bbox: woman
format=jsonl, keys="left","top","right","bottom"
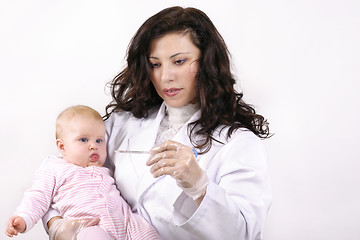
{"left": 47, "top": 6, "right": 271, "bottom": 240}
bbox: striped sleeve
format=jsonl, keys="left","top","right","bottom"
{"left": 15, "top": 163, "right": 56, "bottom": 231}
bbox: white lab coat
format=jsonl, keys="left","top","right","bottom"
{"left": 105, "top": 102, "right": 272, "bottom": 240}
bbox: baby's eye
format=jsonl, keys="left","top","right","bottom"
{"left": 174, "top": 59, "right": 186, "bottom": 65}
{"left": 80, "top": 138, "right": 88, "bottom": 142}
{"left": 96, "top": 139, "right": 103, "bottom": 144}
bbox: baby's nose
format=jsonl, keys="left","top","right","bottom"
{"left": 89, "top": 145, "right": 97, "bottom": 150}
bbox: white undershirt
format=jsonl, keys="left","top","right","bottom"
{"left": 155, "top": 103, "right": 199, "bottom": 146}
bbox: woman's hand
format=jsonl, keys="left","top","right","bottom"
{"left": 48, "top": 217, "right": 99, "bottom": 240}
{"left": 147, "top": 140, "right": 209, "bottom": 202}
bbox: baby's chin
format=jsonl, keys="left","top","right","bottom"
{"left": 86, "top": 161, "right": 104, "bottom": 167}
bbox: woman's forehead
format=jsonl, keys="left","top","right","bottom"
{"left": 149, "top": 32, "right": 200, "bottom": 58}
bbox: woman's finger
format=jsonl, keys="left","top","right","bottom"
{"left": 146, "top": 150, "right": 177, "bottom": 166}
{"left": 151, "top": 159, "right": 191, "bottom": 180}
{"left": 151, "top": 164, "right": 184, "bottom": 178}
{"left": 149, "top": 157, "right": 177, "bottom": 174}
{"left": 150, "top": 140, "right": 184, "bottom": 154}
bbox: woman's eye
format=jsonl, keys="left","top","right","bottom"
{"left": 80, "top": 138, "right": 88, "bottom": 142}
{"left": 174, "top": 59, "right": 186, "bottom": 65}
{"left": 96, "top": 139, "right": 103, "bottom": 144}
{"left": 151, "top": 62, "right": 160, "bottom": 68}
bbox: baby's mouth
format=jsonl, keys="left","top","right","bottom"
{"left": 90, "top": 153, "right": 99, "bottom": 162}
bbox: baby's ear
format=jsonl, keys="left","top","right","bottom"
{"left": 56, "top": 139, "right": 65, "bottom": 152}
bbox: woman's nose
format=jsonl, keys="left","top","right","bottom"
{"left": 160, "top": 64, "right": 174, "bottom": 82}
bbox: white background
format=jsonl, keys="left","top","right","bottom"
{"left": 1, "top": 0, "right": 359, "bottom": 239}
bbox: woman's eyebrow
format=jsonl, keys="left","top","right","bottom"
{"left": 170, "top": 52, "right": 190, "bottom": 58}
{"left": 149, "top": 52, "right": 190, "bottom": 60}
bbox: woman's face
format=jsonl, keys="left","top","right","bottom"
{"left": 149, "top": 32, "right": 200, "bottom": 108}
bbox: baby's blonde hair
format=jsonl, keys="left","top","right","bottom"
{"left": 56, "top": 105, "right": 103, "bottom": 139}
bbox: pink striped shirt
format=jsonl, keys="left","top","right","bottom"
{"left": 15, "top": 155, "right": 159, "bottom": 239}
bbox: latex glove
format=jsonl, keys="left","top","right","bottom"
{"left": 49, "top": 218, "right": 99, "bottom": 240}
{"left": 147, "top": 140, "right": 209, "bottom": 200}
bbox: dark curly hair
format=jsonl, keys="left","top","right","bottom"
{"left": 105, "top": 6, "right": 271, "bottom": 153}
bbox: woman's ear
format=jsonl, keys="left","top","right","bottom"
{"left": 56, "top": 139, "right": 65, "bottom": 153}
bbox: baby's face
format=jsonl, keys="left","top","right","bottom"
{"left": 59, "top": 116, "right": 107, "bottom": 167}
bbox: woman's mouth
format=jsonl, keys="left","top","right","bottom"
{"left": 163, "top": 88, "right": 181, "bottom": 97}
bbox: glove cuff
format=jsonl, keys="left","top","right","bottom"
{"left": 181, "top": 170, "right": 209, "bottom": 200}
{"left": 48, "top": 219, "right": 64, "bottom": 240}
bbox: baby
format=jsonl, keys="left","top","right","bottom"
{"left": 5, "top": 105, "right": 159, "bottom": 239}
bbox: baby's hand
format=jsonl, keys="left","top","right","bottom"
{"left": 5, "top": 215, "right": 26, "bottom": 237}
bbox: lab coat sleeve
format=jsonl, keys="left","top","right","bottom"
{"left": 42, "top": 207, "right": 60, "bottom": 233}
{"left": 177, "top": 132, "right": 272, "bottom": 240}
